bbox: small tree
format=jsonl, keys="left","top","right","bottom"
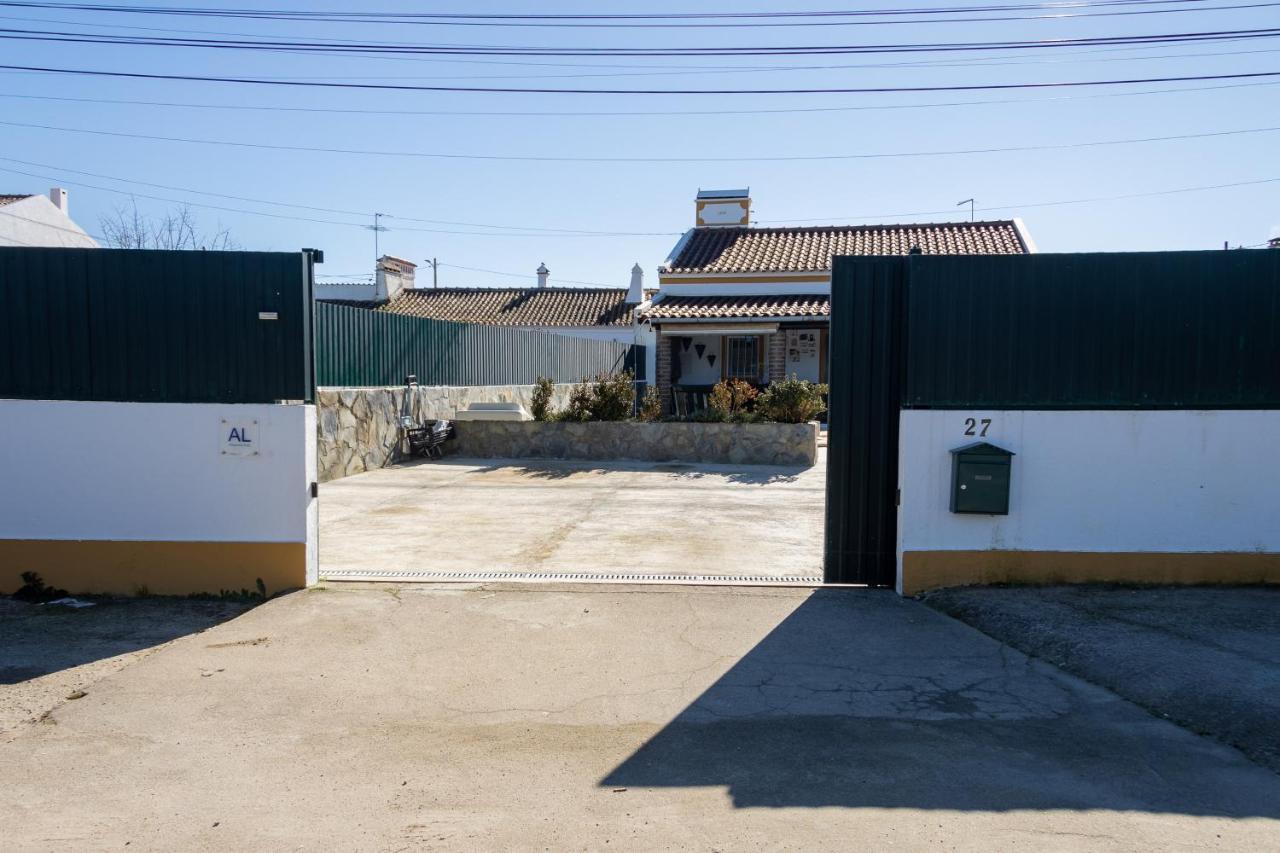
{"left": 709, "top": 379, "right": 759, "bottom": 419}
{"left": 530, "top": 376, "right": 555, "bottom": 421}
{"left": 756, "top": 375, "right": 829, "bottom": 424}
{"left": 637, "top": 385, "right": 663, "bottom": 422}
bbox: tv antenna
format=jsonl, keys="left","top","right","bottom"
{"left": 957, "top": 199, "right": 975, "bottom": 222}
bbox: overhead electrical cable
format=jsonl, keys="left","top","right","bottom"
{"left": 2, "top": 118, "right": 1276, "bottom": 163}
{"left": 0, "top": 0, "right": 1252, "bottom": 24}
{"left": 0, "top": 0, "right": 1275, "bottom": 27}
{"left": 0, "top": 77, "right": 1272, "bottom": 117}
{"left": 2, "top": 25, "right": 1279, "bottom": 58}
{"left": 1, "top": 62, "right": 1277, "bottom": 95}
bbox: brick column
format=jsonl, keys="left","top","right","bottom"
{"left": 767, "top": 330, "right": 787, "bottom": 384}
{"left": 655, "top": 331, "right": 674, "bottom": 415}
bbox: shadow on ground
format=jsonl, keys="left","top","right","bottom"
{"left": 603, "top": 590, "right": 1280, "bottom": 817}
{"left": 0, "top": 597, "right": 254, "bottom": 684}
{"left": 924, "top": 584, "right": 1280, "bottom": 775}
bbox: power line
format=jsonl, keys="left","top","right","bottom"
{"left": 437, "top": 262, "right": 612, "bottom": 288}
{"left": 10, "top": 10, "right": 1277, "bottom": 78}
{"left": 756, "top": 175, "right": 1280, "bottom": 222}
{"left": 0, "top": 77, "right": 1273, "bottom": 118}
{"left": 3, "top": 117, "right": 1277, "bottom": 163}
{"left": 0, "top": 161, "right": 679, "bottom": 237}
{"left": 0, "top": 1, "right": 1249, "bottom": 24}
{"left": 3, "top": 24, "right": 1279, "bottom": 59}
{"left": 0, "top": 1, "right": 1276, "bottom": 28}
{"left": 2, "top": 61, "right": 1279, "bottom": 95}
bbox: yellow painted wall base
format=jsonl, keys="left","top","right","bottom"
{"left": 901, "top": 550, "right": 1280, "bottom": 595}
{"left": 0, "top": 540, "right": 307, "bottom": 597}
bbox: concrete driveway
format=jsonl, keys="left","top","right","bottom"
{"left": 3, "top": 584, "right": 1278, "bottom": 851}
{"left": 319, "top": 453, "right": 825, "bottom": 584}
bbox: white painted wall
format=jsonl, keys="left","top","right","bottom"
{"left": 0, "top": 195, "right": 98, "bottom": 248}
{"left": 898, "top": 409, "right": 1280, "bottom": 569}
{"left": 315, "top": 281, "right": 379, "bottom": 302}
{"left": 785, "top": 328, "right": 822, "bottom": 382}
{"left": 674, "top": 334, "right": 723, "bottom": 385}
{"left": 0, "top": 401, "right": 316, "bottom": 559}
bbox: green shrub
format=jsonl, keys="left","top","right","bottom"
{"left": 756, "top": 375, "right": 829, "bottom": 424}
{"left": 557, "top": 381, "right": 595, "bottom": 422}
{"left": 637, "top": 385, "right": 663, "bottom": 422}
{"left": 530, "top": 376, "right": 555, "bottom": 421}
{"left": 586, "top": 370, "right": 635, "bottom": 421}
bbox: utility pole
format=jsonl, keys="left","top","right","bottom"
{"left": 957, "top": 199, "right": 975, "bottom": 222}
{"left": 423, "top": 257, "right": 439, "bottom": 288}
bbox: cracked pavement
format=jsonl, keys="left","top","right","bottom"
{"left": 3, "top": 584, "right": 1279, "bottom": 851}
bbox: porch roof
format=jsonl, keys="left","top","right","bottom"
{"left": 643, "top": 293, "right": 829, "bottom": 322}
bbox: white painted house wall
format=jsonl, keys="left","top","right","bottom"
{"left": 0, "top": 193, "right": 98, "bottom": 249}
{"left": 897, "top": 409, "right": 1280, "bottom": 587}
{"left": 0, "top": 400, "right": 318, "bottom": 583}
{"left": 675, "top": 334, "right": 725, "bottom": 385}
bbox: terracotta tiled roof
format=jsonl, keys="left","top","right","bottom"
{"left": 0, "top": 194, "right": 32, "bottom": 207}
{"left": 378, "top": 287, "right": 637, "bottom": 327}
{"left": 644, "top": 294, "right": 829, "bottom": 321}
{"left": 664, "top": 221, "right": 1027, "bottom": 275}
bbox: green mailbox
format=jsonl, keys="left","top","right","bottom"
{"left": 949, "top": 442, "right": 1014, "bottom": 515}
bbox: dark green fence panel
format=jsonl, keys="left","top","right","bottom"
{"left": 0, "top": 247, "right": 315, "bottom": 403}
{"left": 824, "top": 256, "right": 907, "bottom": 587}
{"left": 315, "top": 302, "right": 642, "bottom": 387}
{"left": 904, "top": 250, "right": 1280, "bottom": 409}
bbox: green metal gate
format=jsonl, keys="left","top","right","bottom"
{"left": 0, "top": 247, "right": 317, "bottom": 404}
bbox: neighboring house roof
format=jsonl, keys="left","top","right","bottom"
{"left": 644, "top": 294, "right": 829, "bottom": 321}
{"left": 377, "top": 287, "right": 638, "bottom": 327}
{"left": 663, "top": 221, "right": 1028, "bottom": 275}
{"left": 0, "top": 194, "right": 33, "bottom": 206}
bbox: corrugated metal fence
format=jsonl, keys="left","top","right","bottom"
{"left": 315, "top": 301, "right": 644, "bottom": 387}
{"left": 0, "top": 247, "right": 315, "bottom": 403}
{"left": 903, "top": 250, "right": 1280, "bottom": 409}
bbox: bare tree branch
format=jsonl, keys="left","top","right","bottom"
{"left": 98, "top": 200, "right": 240, "bottom": 251}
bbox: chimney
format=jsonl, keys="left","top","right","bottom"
{"left": 536, "top": 262, "right": 550, "bottom": 288}
{"left": 695, "top": 188, "right": 750, "bottom": 228}
{"left": 626, "top": 263, "right": 644, "bottom": 303}
{"left": 49, "top": 187, "right": 68, "bottom": 214}
{"left": 375, "top": 255, "right": 417, "bottom": 301}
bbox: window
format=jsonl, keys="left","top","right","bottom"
{"left": 723, "top": 336, "right": 764, "bottom": 382}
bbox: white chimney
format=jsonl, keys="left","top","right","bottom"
{"left": 626, "top": 262, "right": 644, "bottom": 303}
{"left": 49, "top": 187, "right": 68, "bottom": 213}
{"left": 536, "top": 262, "right": 550, "bottom": 288}
{"left": 375, "top": 255, "right": 417, "bottom": 301}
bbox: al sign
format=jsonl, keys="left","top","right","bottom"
{"left": 220, "top": 418, "right": 260, "bottom": 457}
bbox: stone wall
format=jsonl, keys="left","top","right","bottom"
{"left": 448, "top": 421, "right": 818, "bottom": 467}
{"left": 317, "top": 385, "right": 572, "bottom": 482}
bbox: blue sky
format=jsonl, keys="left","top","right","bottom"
{"left": 1, "top": 0, "right": 1277, "bottom": 287}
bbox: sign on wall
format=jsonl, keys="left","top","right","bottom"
{"left": 220, "top": 417, "right": 260, "bottom": 457}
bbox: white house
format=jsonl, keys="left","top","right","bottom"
{"left": 0, "top": 188, "right": 98, "bottom": 249}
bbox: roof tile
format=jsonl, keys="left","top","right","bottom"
{"left": 644, "top": 294, "right": 829, "bottom": 321}
{"left": 376, "top": 287, "right": 637, "bottom": 327}
{"left": 665, "top": 221, "right": 1027, "bottom": 275}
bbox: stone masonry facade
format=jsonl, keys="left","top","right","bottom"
{"left": 449, "top": 420, "right": 818, "bottom": 467}
{"left": 317, "top": 384, "right": 572, "bottom": 482}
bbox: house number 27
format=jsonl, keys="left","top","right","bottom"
{"left": 963, "top": 417, "right": 992, "bottom": 437}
